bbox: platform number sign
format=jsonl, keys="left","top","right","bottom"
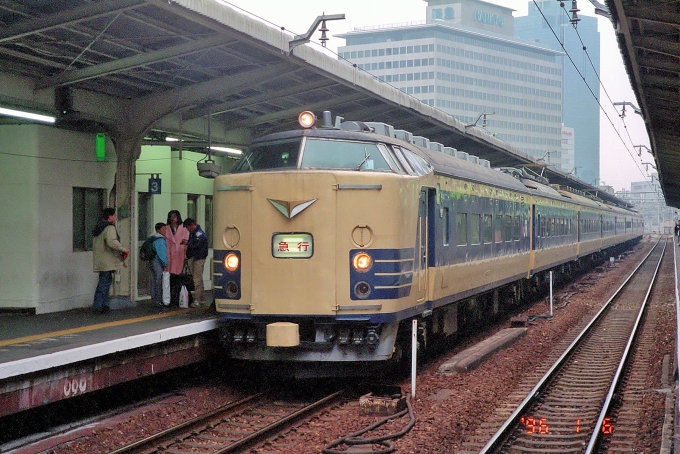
{"left": 149, "top": 177, "right": 161, "bottom": 195}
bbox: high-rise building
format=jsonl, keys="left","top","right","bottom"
{"left": 337, "top": 0, "right": 564, "bottom": 166}
{"left": 561, "top": 125, "right": 575, "bottom": 174}
{"left": 515, "top": 1, "right": 600, "bottom": 186}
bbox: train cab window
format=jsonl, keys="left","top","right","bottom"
{"left": 395, "top": 146, "right": 432, "bottom": 176}
{"left": 301, "top": 139, "right": 392, "bottom": 171}
{"left": 233, "top": 138, "right": 301, "bottom": 172}
{"left": 378, "top": 144, "right": 405, "bottom": 173}
{"left": 391, "top": 146, "right": 414, "bottom": 173}
{"left": 483, "top": 214, "right": 492, "bottom": 243}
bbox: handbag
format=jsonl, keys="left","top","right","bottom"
{"left": 178, "top": 262, "right": 194, "bottom": 291}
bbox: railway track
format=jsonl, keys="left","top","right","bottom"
{"left": 461, "top": 237, "right": 666, "bottom": 453}
{"left": 108, "top": 388, "right": 344, "bottom": 454}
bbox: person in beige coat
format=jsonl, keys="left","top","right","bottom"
{"left": 92, "top": 208, "right": 129, "bottom": 313}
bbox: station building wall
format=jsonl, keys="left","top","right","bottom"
{"left": 0, "top": 125, "right": 229, "bottom": 314}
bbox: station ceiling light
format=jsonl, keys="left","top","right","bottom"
{"left": 0, "top": 106, "right": 55, "bottom": 124}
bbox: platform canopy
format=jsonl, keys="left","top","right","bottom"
{"left": 0, "top": 0, "right": 629, "bottom": 207}
{"left": 606, "top": 0, "right": 680, "bottom": 208}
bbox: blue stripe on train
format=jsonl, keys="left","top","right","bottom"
{"left": 349, "top": 248, "right": 414, "bottom": 300}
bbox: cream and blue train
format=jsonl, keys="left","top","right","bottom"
{"left": 212, "top": 111, "right": 643, "bottom": 375}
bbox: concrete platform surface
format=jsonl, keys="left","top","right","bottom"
{"left": 438, "top": 327, "right": 528, "bottom": 374}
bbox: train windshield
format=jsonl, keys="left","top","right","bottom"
{"left": 301, "top": 139, "right": 393, "bottom": 171}
{"left": 232, "top": 138, "right": 302, "bottom": 173}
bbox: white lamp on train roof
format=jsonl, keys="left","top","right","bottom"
{"left": 298, "top": 111, "right": 316, "bottom": 128}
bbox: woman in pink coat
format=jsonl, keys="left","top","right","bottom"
{"left": 161, "top": 210, "right": 190, "bottom": 306}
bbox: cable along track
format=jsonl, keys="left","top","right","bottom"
{"left": 479, "top": 238, "right": 666, "bottom": 453}
{"left": 108, "top": 389, "right": 343, "bottom": 454}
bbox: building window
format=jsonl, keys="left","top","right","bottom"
{"left": 73, "top": 187, "right": 106, "bottom": 251}
{"left": 187, "top": 193, "right": 199, "bottom": 221}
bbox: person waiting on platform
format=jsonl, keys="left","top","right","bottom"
{"left": 161, "top": 210, "right": 189, "bottom": 306}
{"left": 146, "top": 222, "right": 169, "bottom": 306}
{"left": 675, "top": 220, "right": 680, "bottom": 246}
{"left": 183, "top": 217, "right": 209, "bottom": 307}
{"left": 92, "top": 208, "right": 129, "bottom": 314}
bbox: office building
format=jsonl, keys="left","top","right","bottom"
{"left": 337, "top": 0, "right": 564, "bottom": 166}
{"left": 515, "top": 1, "right": 601, "bottom": 185}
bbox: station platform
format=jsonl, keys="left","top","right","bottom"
{"left": 0, "top": 296, "right": 219, "bottom": 418}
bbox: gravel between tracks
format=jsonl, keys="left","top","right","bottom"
{"left": 38, "top": 238, "right": 674, "bottom": 454}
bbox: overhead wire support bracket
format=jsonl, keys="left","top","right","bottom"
{"left": 289, "top": 14, "right": 345, "bottom": 53}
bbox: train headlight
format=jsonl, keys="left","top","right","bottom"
{"left": 352, "top": 252, "right": 372, "bottom": 272}
{"left": 354, "top": 281, "right": 371, "bottom": 299}
{"left": 224, "top": 253, "right": 240, "bottom": 272}
{"left": 226, "top": 281, "right": 239, "bottom": 298}
{"left": 298, "top": 111, "right": 316, "bottom": 128}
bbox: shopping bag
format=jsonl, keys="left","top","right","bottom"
{"left": 178, "top": 263, "right": 194, "bottom": 292}
{"left": 179, "top": 285, "right": 189, "bottom": 309}
{"left": 162, "top": 271, "right": 171, "bottom": 306}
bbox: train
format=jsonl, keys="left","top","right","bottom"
{"left": 212, "top": 110, "right": 643, "bottom": 376}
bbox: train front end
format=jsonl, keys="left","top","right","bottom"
{"left": 213, "top": 113, "right": 420, "bottom": 372}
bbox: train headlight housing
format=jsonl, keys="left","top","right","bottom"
{"left": 298, "top": 111, "right": 316, "bottom": 128}
{"left": 352, "top": 252, "right": 372, "bottom": 272}
{"left": 224, "top": 253, "right": 240, "bottom": 272}
{"left": 354, "top": 281, "right": 371, "bottom": 299}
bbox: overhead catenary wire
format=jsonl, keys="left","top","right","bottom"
{"left": 538, "top": 1, "right": 649, "bottom": 183}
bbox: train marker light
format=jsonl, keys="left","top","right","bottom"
{"left": 352, "top": 252, "right": 372, "bottom": 272}
{"left": 225, "top": 253, "right": 240, "bottom": 272}
{"left": 298, "top": 111, "right": 316, "bottom": 128}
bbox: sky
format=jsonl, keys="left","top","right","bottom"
{"left": 220, "top": 0, "right": 652, "bottom": 193}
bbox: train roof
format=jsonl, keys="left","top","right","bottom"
{"left": 246, "top": 119, "right": 641, "bottom": 216}
{"left": 249, "top": 127, "right": 531, "bottom": 195}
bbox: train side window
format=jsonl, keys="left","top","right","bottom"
{"left": 456, "top": 213, "right": 467, "bottom": 246}
{"left": 503, "top": 215, "right": 512, "bottom": 242}
{"left": 513, "top": 216, "right": 520, "bottom": 241}
{"left": 443, "top": 207, "right": 450, "bottom": 246}
{"left": 471, "top": 214, "right": 481, "bottom": 245}
{"left": 483, "top": 214, "right": 492, "bottom": 243}
{"left": 494, "top": 215, "right": 502, "bottom": 243}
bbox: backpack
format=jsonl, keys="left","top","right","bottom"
{"left": 140, "top": 236, "right": 159, "bottom": 261}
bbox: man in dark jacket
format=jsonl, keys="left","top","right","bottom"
{"left": 92, "top": 208, "right": 129, "bottom": 313}
{"left": 183, "top": 218, "right": 209, "bottom": 307}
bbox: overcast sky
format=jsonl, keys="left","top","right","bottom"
{"left": 220, "top": 0, "right": 652, "bottom": 193}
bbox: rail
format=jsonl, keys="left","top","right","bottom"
{"left": 479, "top": 237, "right": 665, "bottom": 452}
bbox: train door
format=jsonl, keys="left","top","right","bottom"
{"left": 414, "top": 188, "right": 431, "bottom": 303}
{"left": 532, "top": 205, "right": 538, "bottom": 250}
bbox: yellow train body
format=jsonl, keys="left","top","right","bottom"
{"left": 212, "top": 115, "right": 643, "bottom": 372}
